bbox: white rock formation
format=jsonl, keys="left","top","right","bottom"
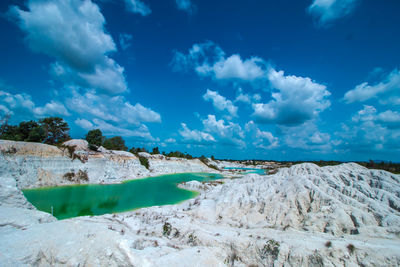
{"left": 0, "top": 142, "right": 399, "bottom": 266}
{"left": 0, "top": 140, "right": 214, "bottom": 188}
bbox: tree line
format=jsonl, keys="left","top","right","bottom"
{"left": 0, "top": 116, "right": 203, "bottom": 159}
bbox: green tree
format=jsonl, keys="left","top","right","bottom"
{"left": 26, "top": 126, "right": 46, "bottom": 142}
{"left": 151, "top": 147, "right": 160, "bottom": 154}
{"left": 85, "top": 129, "right": 103, "bottom": 147}
{"left": 39, "top": 117, "right": 70, "bottom": 145}
{"left": 103, "top": 136, "right": 127, "bottom": 151}
{"left": 129, "top": 147, "right": 138, "bottom": 154}
{"left": 17, "top": 121, "right": 40, "bottom": 141}
{"left": 0, "top": 124, "right": 19, "bottom": 140}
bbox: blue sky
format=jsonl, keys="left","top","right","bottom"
{"left": 0, "top": 0, "right": 399, "bottom": 161}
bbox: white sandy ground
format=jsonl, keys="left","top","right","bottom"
{"left": 0, "top": 140, "right": 400, "bottom": 266}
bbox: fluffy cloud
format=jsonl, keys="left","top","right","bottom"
{"left": 124, "top": 0, "right": 151, "bottom": 16}
{"left": 68, "top": 89, "right": 161, "bottom": 141}
{"left": 343, "top": 68, "right": 400, "bottom": 105}
{"left": 235, "top": 88, "right": 261, "bottom": 104}
{"left": 175, "top": 0, "right": 194, "bottom": 14}
{"left": 203, "top": 89, "right": 238, "bottom": 117}
{"left": 179, "top": 123, "right": 215, "bottom": 144}
{"left": 352, "top": 105, "right": 400, "bottom": 129}
{"left": 32, "top": 101, "right": 70, "bottom": 117}
{"left": 10, "top": 0, "right": 127, "bottom": 94}
{"left": 0, "top": 90, "right": 69, "bottom": 119}
{"left": 336, "top": 106, "right": 400, "bottom": 155}
{"left": 200, "top": 55, "right": 266, "bottom": 81}
{"left": 202, "top": 115, "right": 245, "bottom": 147}
{"left": 75, "top": 117, "right": 155, "bottom": 140}
{"left": 280, "top": 121, "right": 332, "bottom": 152}
{"left": 67, "top": 90, "right": 161, "bottom": 126}
{"left": 75, "top": 118, "right": 94, "bottom": 130}
{"left": 308, "top": 0, "right": 359, "bottom": 26}
{"left": 171, "top": 41, "right": 266, "bottom": 82}
{"left": 252, "top": 68, "right": 331, "bottom": 125}
{"left": 245, "top": 121, "right": 278, "bottom": 149}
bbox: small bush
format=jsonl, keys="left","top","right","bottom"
{"left": 3, "top": 147, "right": 17, "bottom": 154}
{"left": 139, "top": 156, "right": 150, "bottom": 169}
{"left": 77, "top": 170, "right": 89, "bottom": 181}
{"left": 347, "top": 244, "right": 355, "bottom": 254}
{"left": 259, "top": 239, "right": 280, "bottom": 261}
{"left": 188, "top": 233, "right": 198, "bottom": 246}
{"left": 63, "top": 172, "right": 75, "bottom": 181}
{"left": 325, "top": 241, "right": 332, "bottom": 248}
{"left": 63, "top": 170, "right": 89, "bottom": 183}
{"left": 163, "top": 222, "right": 172, "bottom": 236}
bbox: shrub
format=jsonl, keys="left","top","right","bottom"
{"left": 325, "top": 241, "right": 332, "bottom": 248}
{"left": 77, "top": 170, "right": 89, "bottom": 181}
{"left": 347, "top": 244, "right": 355, "bottom": 254}
{"left": 163, "top": 222, "right": 172, "bottom": 236}
{"left": 139, "top": 156, "right": 150, "bottom": 169}
{"left": 188, "top": 233, "right": 198, "bottom": 246}
{"left": 259, "top": 239, "right": 280, "bottom": 261}
{"left": 63, "top": 170, "right": 89, "bottom": 183}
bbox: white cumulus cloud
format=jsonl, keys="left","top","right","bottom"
{"left": 202, "top": 115, "right": 245, "bottom": 147}
{"left": 171, "top": 41, "right": 266, "bottom": 83}
{"left": 203, "top": 89, "right": 238, "bottom": 117}
{"left": 352, "top": 105, "right": 400, "bottom": 129}
{"left": 308, "top": 0, "right": 359, "bottom": 27}
{"left": 245, "top": 121, "right": 278, "bottom": 149}
{"left": 179, "top": 123, "right": 215, "bottom": 144}
{"left": 124, "top": 0, "right": 151, "bottom": 16}
{"left": 0, "top": 90, "right": 69, "bottom": 119}
{"left": 252, "top": 68, "right": 330, "bottom": 125}
{"left": 336, "top": 106, "right": 400, "bottom": 154}
{"left": 10, "top": 0, "right": 127, "bottom": 94}
{"left": 66, "top": 90, "right": 161, "bottom": 126}
{"left": 344, "top": 68, "right": 400, "bottom": 105}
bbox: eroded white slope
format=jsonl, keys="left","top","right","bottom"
{"left": 1, "top": 161, "right": 399, "bottom": 266}
{"left": 189, "top": 163, "right": 400, "bottom": 238}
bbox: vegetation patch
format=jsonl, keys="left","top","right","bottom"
{"left": 63, "top": 170, "right": 89, "bottom": 183}
{"left": 325, "top": 241, "right": 332, "bottom": 248}
{"left": 162, "top": 222, "right": 172, "bottom": 236}
{"left": 199, "top": 156, "right": 220, "bottom": 171}
{"left": 187, "top": 233, "right": 198, "bottom": 246}
{"left": 258, "top": 239, "right": 280, "bottom": 261}
{"left": 138, "top": 156, "right": 150, "bottom": 169}
{"left": 347, "top": 244, "right": 356, "bottom": 254}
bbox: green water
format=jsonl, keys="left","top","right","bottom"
{"left": 22, "top": 173, "right": 222, "bottom": 220}
{"left": 223, "top": 167, "right": 266, "bottom": 175}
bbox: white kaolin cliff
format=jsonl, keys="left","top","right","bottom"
{"left": 0, "top": 140, "right": 399, "bottom": 266}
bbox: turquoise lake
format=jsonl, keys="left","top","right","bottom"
{"left": 223, "top": 167, "right": 266, "bottom": 175}
{"left": 22, "top": 173, "right": 222, "bottom": 220}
